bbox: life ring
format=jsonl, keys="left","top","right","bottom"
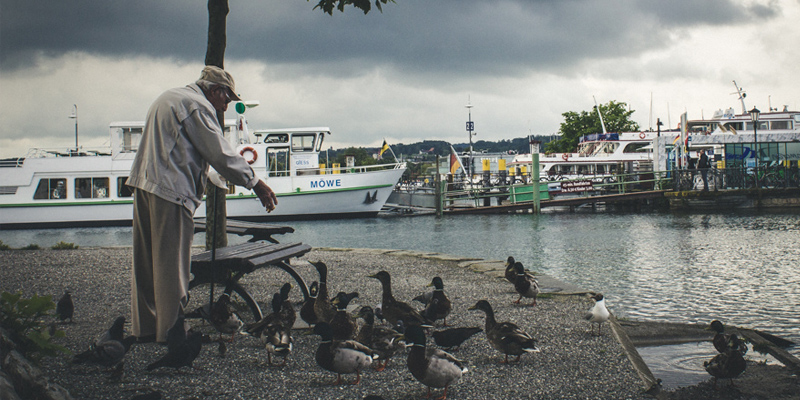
{"left": 639, "top": 132, "right": 646, "bottom": 139}
{"left": 240, "top": 146, "right": 257, "bottom": 164}
{"left": 562, "top": 153, "right": 569, "bottom": 161}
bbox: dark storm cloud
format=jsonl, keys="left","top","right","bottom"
{"left": 1, "top": 0, "right": 778, "bottom": 76}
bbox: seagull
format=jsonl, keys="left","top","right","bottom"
{"left": 584, "top": 293, "right": 610, "bottom": 336}
{"left": 56, "top": 290, "right": 74, "bottom": 323}
{"left": 146, "top": 316, "right": 203, "bottom": 371}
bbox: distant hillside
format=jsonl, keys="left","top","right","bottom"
{"left": 328, "top": 135, "right": 558, "bottom": 160}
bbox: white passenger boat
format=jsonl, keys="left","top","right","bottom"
{"left": 508, "top": 131, "right": 658, "bottom": 181}
{"left": 0, "top": 104, "right": 406, "bottom": 229}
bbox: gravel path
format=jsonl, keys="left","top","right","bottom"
{"left": 1, "top": 247, "right": 651, "bottom": 400}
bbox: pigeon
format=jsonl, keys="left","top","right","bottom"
{"left": 55, "top": 290, "right": 74, "bottom": 323}
{"left": 431, "top": 327, "right": 483, "bottom": 351}
{"left": 146, "top": 317, "right": 203, "bottom": 371}
{"left": 73, "top": 316, "right": 134, "bottom": 367}
{"left": 584, "top": 293, "right": 610, "bottom": 335}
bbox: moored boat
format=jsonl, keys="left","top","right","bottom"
{"left": 0, "top": 104, "right": 406, "bottom": 229}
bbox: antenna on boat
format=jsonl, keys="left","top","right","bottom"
{"left": 731, "top": 80, "right": 747, "bottom": 114}
{"left": 649, "top": 92, "right": 653, "bottom": 131}
{"left": 593, "top": 96, "right": 608, "bottom": 134}
{"left": 68, "top": 104, "right": 78, "bottom": 151}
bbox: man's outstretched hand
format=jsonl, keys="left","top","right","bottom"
{"left": 253, "top": 180, "right": 277, "bottom": 212}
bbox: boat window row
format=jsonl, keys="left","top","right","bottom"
{"left": 689, "top": 119, "right": 795, "bottom": 134}
{"left": 33, "top": 177, "right": 133, "bottom": 200}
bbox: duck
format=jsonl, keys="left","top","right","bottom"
{"left": 405, "top": 325, "right": 467, "bottom": 400}
{"left": 704, "top": 336, "right": 747, "bottom": 389}
{"left": 299, "top": 281, "right": 319, "bottom": 326}
{"left": 312, "top": 261, "right": 337, "bottom": 324}
{"left": 503, "top": 256, "right": 517, "bottom": 284}
{"left": 245, "top": 284, "right": 295, "bottom": 337}
{"left": 422, "top": 277, "right": 452, "bottom": 326}
{"left": 261, "top": 293, "right": 293, "bottom": 366}
{"left": 583, "top": 293, "right": 610, "bottom": 336}
{"left": 277, "top": 283, "right": 296, "bottom": 330}
{"left": 512, "top": 262, "right": 539, "bottom": 306}
{"left": 431, "top": 327, "right": 483, "bottom": 351}
{"left": 208, "top": 293, "right": 243, "bottom": 342}
{"left": 356, "top": 306, "right": 405, "bottom": 371}
{"left": 368, "top": 270, "right": 432, "bottom": 328}
{"left": 312, "top": 322, "right": 376, "bottom": 385}
{"left": 468, "top": 300, "right": 539, "bottom": 363}
{"left": 709, "top": 320, "right": 747, "bottom": 355}
{"left": 330, "top": 291, "right": 360, "bottom": 340}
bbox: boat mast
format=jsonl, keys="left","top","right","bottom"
{"left": 593, "top": 96, "right": 607, "bottom": 134}
{"left": 68, "top": 104, "right": 78, "bottom": 151}
{"left": 465, "top": 98, "right": 474, "bottom": 179}
{"left": 731, "top": 80, "right": 747, "bottom": 114}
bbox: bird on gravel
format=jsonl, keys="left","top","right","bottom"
{"left": 355, "top": 306, "right": 405, "bottom": 372}
{"left": 208, "top": 293, "right": 243, "bottom": 342}
{"left": 312, "top": 262, "right": 337, "bottom": 324}
{"left": 73, "top": 316, "right": 135, "bottom": 368}
{"left": 503, "top": 256, "right": 517, "bottom": 284}
{"left": 330, "top": 291, "right": 360, "bottom": 340}
{"left": 368, "top": 270, "right": 432, "bottom": 328}
{"left": 56, "top": 290, "right": 74, "bottom": 323}
{"left": 312, "top": 322, "right": 376, "bottom": 385}
{"left": 422, "top": 277, "right": 452, "bottom": 326}
{"left": 469, "top": 300, "right": 539, "bottom": 363}
{"left": 583, "top": 293, "right": 610, "bottom": 336}
{"left": 406, "top": 325, "right": 467, "bottom": 400}
{"left": 709, "top": 320, "right": 747, "bottom": 355}
{"left": 431, "top": 327, "right": 483, "bottom": 351}
{"left": 146, "top": 316, "right": 203, "bottom": 371}
{"left": 300, "top": 281, "right": 320, "bottom": 326}
{"left": 512, "top": 262, "right": 539, "bottom": 306}
{"left": 704, "top": 335, "right": 747, "bottom": 390}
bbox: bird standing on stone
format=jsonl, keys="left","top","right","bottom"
{"left": 146, "top": 316, "right": 203, "bottom": 371}
{"left": 704, "top": 333, "right": 747, "bottom": 389}
{"left": 422, "top": 277, "right": 452, "bottom": 326}
{"left": 469, "top": 300, "right": 539, "bottom": 363}
{"left": 583, "top": 293, "right": 610, "bottom": 336}
{"left": 431, "top": 327, "right": 483, "bottom": 351}
{"left": 312, "top": 322, "right": 376, "bottom": 385}
{"left": 709, "top": 320, "right": 747, "bottom": 355}
{"left": 368, "top": 270, "right": 432, "bottom": 328}
{"left": 512, "top": 262, "right": 539, "bottom": 306}
{"left": 406, "top": 325, "right": 467, "bottom": 400}
{"left": 56, "top": 290, "right": 74, "bottom": 323}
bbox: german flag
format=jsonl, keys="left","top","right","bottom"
{"left": 449, "top": 145, "right": 463, "bottom": 174}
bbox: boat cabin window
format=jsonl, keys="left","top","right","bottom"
{"left": 75, "top": 177, "right": 109, "bottom": 199}
{"left": 265, "top": 134, "right": 289, "bottom": 144}
{"left": 266, "top": 147, "right": 290, "bottom": 177}
{"left": 33, "top": 178, "right": 67, "bottom": 200}
{"left": 117, "top": 177, "right": 133, "bottom": 198}
{"left": 746, "top": 121, "right": 769, "bottom": 131}
{"left": 121, "top": 127, "right": 142, "bottom": 153}
{"left": 770, "top": 120, "right": 791, "bottom": 130}
{"left": 623, "top": 143, "right": 650, "bottom": 153}
{"left": 291, "top": 134, "right": 316, "bottom": 152}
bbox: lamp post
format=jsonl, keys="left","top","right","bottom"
{"left": 465, "top": 102, "right": 474, "bottom": 179}
{"left": 749, "top": 106, "right": 760, "bottom": 190}
{"left": 68, "top": 104, "right": 78, "bottom": 151}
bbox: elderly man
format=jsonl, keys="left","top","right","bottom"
{"left": 126, "top": 66, "right": 277, "bottom": 343}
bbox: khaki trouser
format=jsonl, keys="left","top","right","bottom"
{"left": 131, "top": 189, "right": 194, "bottom": 342}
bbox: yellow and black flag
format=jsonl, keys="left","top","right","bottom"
{"left": 379, "top": 140, "right": 390, "bottom": 159}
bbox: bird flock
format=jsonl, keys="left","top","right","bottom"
{"left": 56, "top": 255, "right": 615, "bottom": 399}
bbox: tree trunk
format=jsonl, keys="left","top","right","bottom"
{"left": 204, "top": 0, "right": 229, "bottom": 250}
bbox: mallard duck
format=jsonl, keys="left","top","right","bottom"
{"left": 356, "top": 306, "right": 405, "bottom": 371}
{"left": 709, "top": 320, "right": 747, "bottom": 355}
{"left": 704, "top": 337, "right": 747, "bottom": 389}
{"left": 422, "top": 277, "right": 452, "bottom": 326}
{"left": 312, "top": 322, "right": 376, "bottom": 385}
{"left": 468, "top": 300, "right": 539, "bottom": 363}
{"left": 431, "top": 327, "right": 482, "bottom": 351}
{"left": 300, "top": 281, "right": 319, "bottom": 326}
{"left": 209, "top": 293, "right": 243, "bottom": 342}
{"left": 406, "top": 325, "right": 467, "bottom": 400}
{"left": 512, "top": 262, "right": 539, "bottom": 306}
{"left": 368, "top": 270, "right": 432, "bottom": 328}
{"left": 331, "top": 291, "right": 359, "bottom": 340}
{"left": 277, "top": 283, "right": 296, "bottom": 330}
{"left": 260, "top": 293, "right": 293, "bottom": 366}
{"left": 503, "top": 256, "right": 517, "bottom": 284}
{"left": 312, "top": 261, "right": 337, "bottom": 324}
{"left": 583, "top": 293, "right": 610, "bottom": 336}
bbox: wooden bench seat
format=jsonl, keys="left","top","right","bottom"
{"left": 194, "top": 219, "right": 295, "bottom": 243}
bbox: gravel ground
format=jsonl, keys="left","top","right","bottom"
{"left": 3, "top": 246, "right": 789, "bottom": 400}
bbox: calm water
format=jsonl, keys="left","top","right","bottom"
{"left": 2, "top": 210, "right": 799, "bottom": 358}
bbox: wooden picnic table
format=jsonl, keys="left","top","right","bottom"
{"left": 193, "top": 218, "right": 294, "bottom": 243}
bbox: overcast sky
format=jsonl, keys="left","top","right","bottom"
{"left": 1, "top": 0, "right": 798, "bottom": 158}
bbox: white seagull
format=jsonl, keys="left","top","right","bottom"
{"left": 584, "top": 293, "right": 610, "bottom": 336}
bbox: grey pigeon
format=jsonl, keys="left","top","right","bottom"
{"left": 56, "top": 290, "right": 74, "bottom": 323}
{"left": 146, "top": 317, "right": 203, "bottom": 371}
{"left": 73, "top": 316, "right": 133, "bottom": 367}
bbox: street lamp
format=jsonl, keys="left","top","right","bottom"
{"left": 465, "top": 102, "right": 474, "bottom": 178}
{"left": 68, "top": 104, "right": 78, "bottom": 151}
{"left": 749, "top": 106, "right": 760, "bottom": 189}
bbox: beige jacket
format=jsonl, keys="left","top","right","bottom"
{"left": 126, "top": 83, "right": 258, "bottom": 214}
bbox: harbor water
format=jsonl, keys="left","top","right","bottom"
{"left": 2, "top": 209, "right": 799, "bottom": 386}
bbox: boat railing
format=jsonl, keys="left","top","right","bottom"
{"left": 314, "top": 162, "right": 405, "bottom": 175}
{"left": 0, "top": 158, "right": 25, "bottom": 168}
{"left": 23, "top": 146, "right": 114, "bottom": 159}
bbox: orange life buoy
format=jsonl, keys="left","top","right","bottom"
{"left": 562, "top": 153, "right": 569, "bottom": 161}
{"left": 240, "top": 146, "right": 257, "bottom": 164}
{"left": 639, "top": 132, "right": 646, "bottom": 139}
